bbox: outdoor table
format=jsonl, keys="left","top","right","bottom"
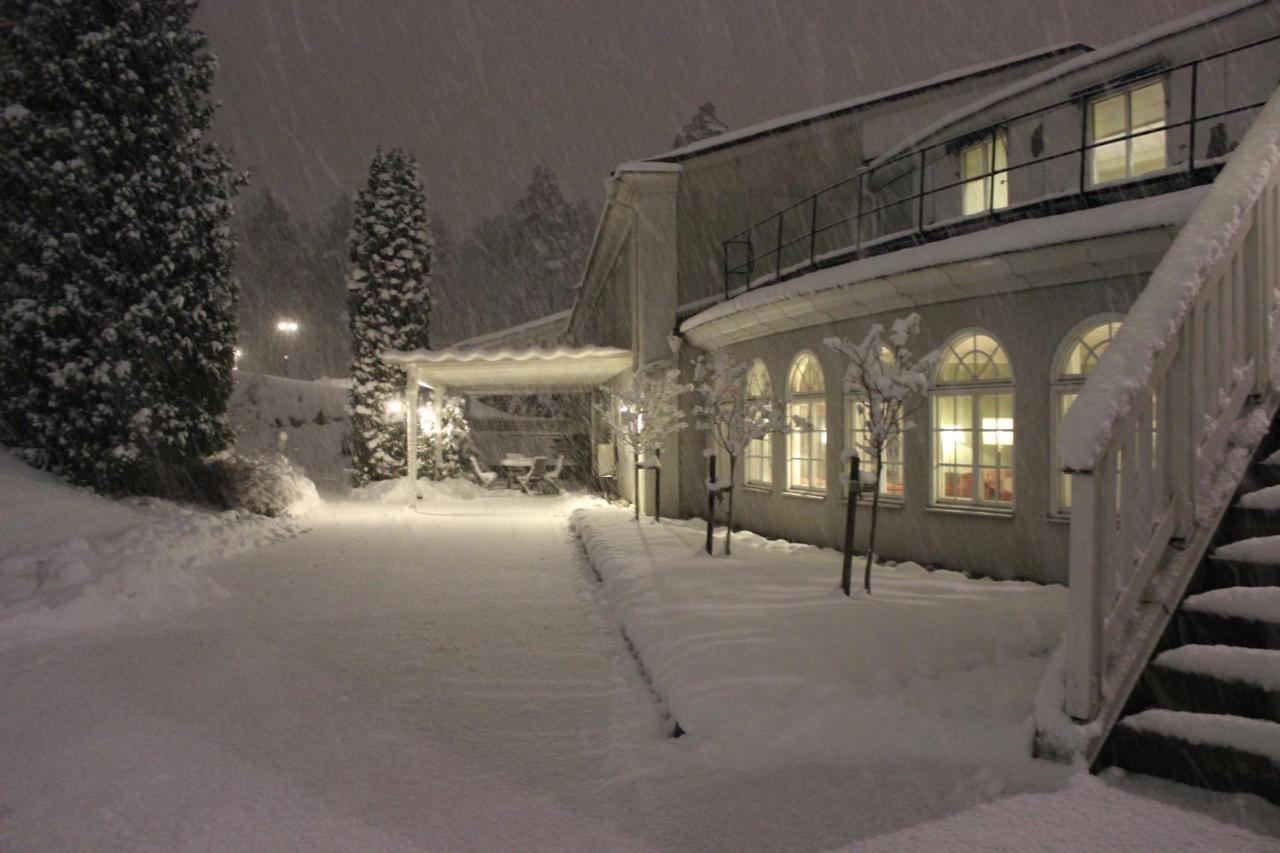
{"left": 499, "top": 455, "right": 536, "bottom": 489}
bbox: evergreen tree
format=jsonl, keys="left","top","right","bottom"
{"left": 346, "top": 148, "right": 433, "bottom": 485}
{"left": 0, "top": 0, "right": 243, "bottom": 495}
{"left": 420, "top": 396, "right": 476, "bottom": 480}
{"left": 673, "top": 101, "right": 729, "bottom": 148}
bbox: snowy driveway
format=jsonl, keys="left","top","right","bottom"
{"left": 0, "top": 495, "right": 666, "bottom": 851}
{"left": 3, "top": 494, "right": 1278, "bottom": 852}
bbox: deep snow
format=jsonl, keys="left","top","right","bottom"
{"left": 1, "top": 456, "right": 1278, "bottom": 849}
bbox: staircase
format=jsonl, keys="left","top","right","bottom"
{"left": 1100, "top": 437, "right": 1280, "bottom": 805}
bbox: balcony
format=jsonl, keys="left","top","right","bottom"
{"left": 721, "top": 35, "right": 1279, "bottom": 301}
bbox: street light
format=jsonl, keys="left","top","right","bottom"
{"left": 275, "top": 318, "right": 299, "bottom": 376}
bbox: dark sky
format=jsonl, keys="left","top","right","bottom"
{"left": 195, "top": 0, "right": 1221, "bottom": 229}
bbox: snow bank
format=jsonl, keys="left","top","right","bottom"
{"left": 571, "top": 507, "right": 1066, "bottom": 774}
{"left": 1213, "top": 534, "right": 1280, "bottom": 564}
{"left": 0, "top": 451, "right": 301, "bottom": 646}
{"left": 1239, "top": 484, "right": 1280, "bottom": 510}
{"left": 347, "top": 475, "right": 494, "bottom": 503}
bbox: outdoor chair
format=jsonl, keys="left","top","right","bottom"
{"left": 469, "top": 456, "right": 500, "bottom": 489}
{"left": 517, "top": 456, "right": 547, "bottom": 494}
{"left": 542, "top": 454, "right": 565, "bottom": 494}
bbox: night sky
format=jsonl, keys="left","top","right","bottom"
{"left": 196, "top": 0, "right": 1223, "bottom": 227}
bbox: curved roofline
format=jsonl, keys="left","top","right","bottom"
{"left": 642, "top": 43, "right": 1092, "bottom": 164}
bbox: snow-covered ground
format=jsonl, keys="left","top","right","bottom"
{"left": 1, "top": 457, "right": 1277, "bottom": 849}
{"left": 0, "top": 450, "right": 302, "bottom": 647}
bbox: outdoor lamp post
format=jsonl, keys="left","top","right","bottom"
{"left": 275, "top": 318, "right": 299, "bottom": 376}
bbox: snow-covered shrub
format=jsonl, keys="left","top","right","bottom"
{"left": 691, "top": 352, "right": 791, "bottom": 555}
{"left": 346, "top": 148, "right": 434, "bottom": 486}
{"left": 0, "top": 0, "right": 243, "bottom": 496}
{"left": 825, "top": 314, "right": 939, "bottom": 593}
{"left": 598, "top": 367, "right": 690, "bottom": 521}
{"left": 202, "top": 452, "right": 319, "bottom": 518}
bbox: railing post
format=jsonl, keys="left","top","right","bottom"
{"left": 1188, "top": 62, "right": 1199, "bottom": 174}
{"left": 855, "top": 173, "right": 864, "bottom": 252}
{"left": 916, "top": 149, "right": 927, "bottom": 232}
{"left": 722, "top": 240, "right": 730, "bottom": 301}
{"left": 1167, "top": 340, "right": 1195, "bottom": 539}
{"left": 1079, "top": 104, "right": 1090, "bottom": 194}
{"left": 1246, "top": 209, "right": 1271, "bottom": 396}
{"left": 989, "top": 130, "right": 997, "bottom": 213}
{"left": 808, "top": 194, "right": 818, "bottom": 266}
{"left": 774, "top": 212, "right": 785, "bottom": 280}
{"left": 1065, "top": 469, "right": 1104, "bottom": 721}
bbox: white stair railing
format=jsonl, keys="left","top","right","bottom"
{"left": 1057, "top": 85, "right": 1280, "bottom": 724}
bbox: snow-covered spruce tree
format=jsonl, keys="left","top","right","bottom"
{"left": 420, "top": 396, "right": 475, "bottom": 480}
{"left": 346, "top": 148, "right": 434, "bottom": 485}
{"left": 673, "top": 101, "right": 729, "bottom": 148}
{"left": 0, "top": 0, "right": 243, "bottom": 496}
{"left": 598, "top": 368, "right": 690, "bottom": 522}
{"left": 825, "top": 314, "right": 939, "bottom": 594}
{"left": 692, "top": 352, "right": 790, "bottom": 556}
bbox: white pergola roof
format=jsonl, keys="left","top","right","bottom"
{"left": 383, "top": 345, "right": 633, "bottom": 392}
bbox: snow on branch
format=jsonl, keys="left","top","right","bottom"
{"left": 691, "top": 351, "right": 791, "bottom": 464}
{"left": 598, "top": 366, "right": 690, "bottom": 460}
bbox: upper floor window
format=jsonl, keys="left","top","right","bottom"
{"left": 1089, "top": 80, "right": 1166, "bottom": 186}
{"left": 1051, "top": 317, "right": 1132, "bottom": 516}
{"left": 962, "top": 131, "right": 1008, "bottom": 216}
{"left": 745, "top": 360, "right": 773, "bottom": 485}
{"left": 786, "top": 352, "right": 827, "bottom": 494}
{"left": 933, "top": 331, "right": 1014, "bottom": 509}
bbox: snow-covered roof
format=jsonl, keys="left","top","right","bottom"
{"left": 870, "top": 0, "right": 1271, "bottom": 169}
{"left": 644, "top": 43, "right": 1091, "bottom": 163}
{"left": 383, "top": 345, "right": 633, "bottom": 391}
{"left": 449, "top": 309, "right": 572, "bottom": 350}
{"left": 681, "top": 187, "right": 1207, "bottom": 342}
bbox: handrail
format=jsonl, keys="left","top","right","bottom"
{"left": 721, "top": 35, "right": 1279, "bottom": 300}
{"left": 1057, "top": 82, "right": 1280, "bottom": 724}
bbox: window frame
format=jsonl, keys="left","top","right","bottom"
{"left": 844, "top": 394, "right": 905, "bottom": 503}
{"left": 1049, "top": 315, "right": 1125, "bottom": 518}
{"left": 931, "top": 330, "right": 1016, "bottom": 512}
{"left": 1087, "top": 78, "right": 1168, "bottom": 187}
{"left": 786, "top": 351, "right": 828, "bottom": 496}
{"left": 960, "top": 129, "right": 1009, "bottom": 216}
{"left": 744, "top": 359, "right": 774, "bottom": 487}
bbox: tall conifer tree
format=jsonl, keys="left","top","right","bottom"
{"left": 346, "top": 148, "right": 433, "bottom": 485}
{"left": 0, "top": 0, "right": 242, "bottom": 494}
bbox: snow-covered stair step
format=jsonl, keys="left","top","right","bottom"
{"left": 1107, "top": 710, "right": 1280, "bottom": 805}
{"left": 1203, "top": 537, "right": 1280, "bottom": 590}
{"left": 1221, "top": 487, "right": 1280, "bottom": 541}
{"left": 1146, "top": 645, "right": 1280, "bottom": 722}
{"left": 1178, "top": 588, "right": 1280, "bottom": 650}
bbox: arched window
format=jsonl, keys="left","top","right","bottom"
{"left": 1051, "top": 316, "right": 1123, "bottom": 515}
{"left": 933, "top": 331, "right": 1014, "bottom": 507}
{"left": 787, "top": 352, "right": 827, "bottom": 493}
{"left": 845, "top": 346, "right": 904, "bottom": 499}
{"left": 745, "top": 360, "right": 773, "bottom": 485}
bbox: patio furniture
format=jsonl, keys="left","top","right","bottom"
{"left": 469, "top": 456, "right": 500, "bottom": 489}
{"left": 500, "top": 454, "right": 534, "bottom": 489}
{"left": 542, "top": 454, "right": 565, "bottom": 494}
{"left": 517, "top": 456, "right": 547, "bottom": 494}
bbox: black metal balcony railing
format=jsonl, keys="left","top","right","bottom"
{"left": 721, "top": 34, "right": 1280, "bottom": 300}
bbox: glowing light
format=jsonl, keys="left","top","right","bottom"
{"left": 275, "top": 319, "right": 300, "bottom": 333}
{"left": 982, "top": 417, "right": 1014, "bottom": 446}
{"left": 418, "top": 403, "right": 436, "bottom": 431}
{"left": 233, "top": 347, "right": 242, "bottom": 368}
{"left": 385, "top": 399, "right": 403, "bottom": 416}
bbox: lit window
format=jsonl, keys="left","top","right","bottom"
{"left": 745, "top": 360, "right": 773, "bottom": 485}
{"left": 846, "top": 396, "right": 904, "bottom": 500}
{"left": 1090, "top": 80, "right": 1166, "bottom": 186}
{"left": 786, "top": 352, "right": 827, "bottom": 493}
{"left": 1052, "top": 318, "right": 1126, "bottom": 515}
{"left": 961, "top": 131, "right": 1008, "bottom": 215}
{"left": 933, "top": 332, "right": 1014, "bottom": 507}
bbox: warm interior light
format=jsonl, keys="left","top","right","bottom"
{"left": 982, "top": 417, "right": 1014, "bottom": 446}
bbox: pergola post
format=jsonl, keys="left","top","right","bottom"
{"left": 405, "top": 365, "right": 420, "bottom": 494}
{"left": 433, "top": 383, "right": 448, "bottom": 475}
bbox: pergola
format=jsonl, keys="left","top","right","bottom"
{"left": 382, "top": 345, "right": 634, "bottom": 482}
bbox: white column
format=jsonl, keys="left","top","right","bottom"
{"left": 433, "top": 383, "right": 448, "bottom": 475}
{"left": 405, "top": 366, "right": 419, "bottom": 494}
